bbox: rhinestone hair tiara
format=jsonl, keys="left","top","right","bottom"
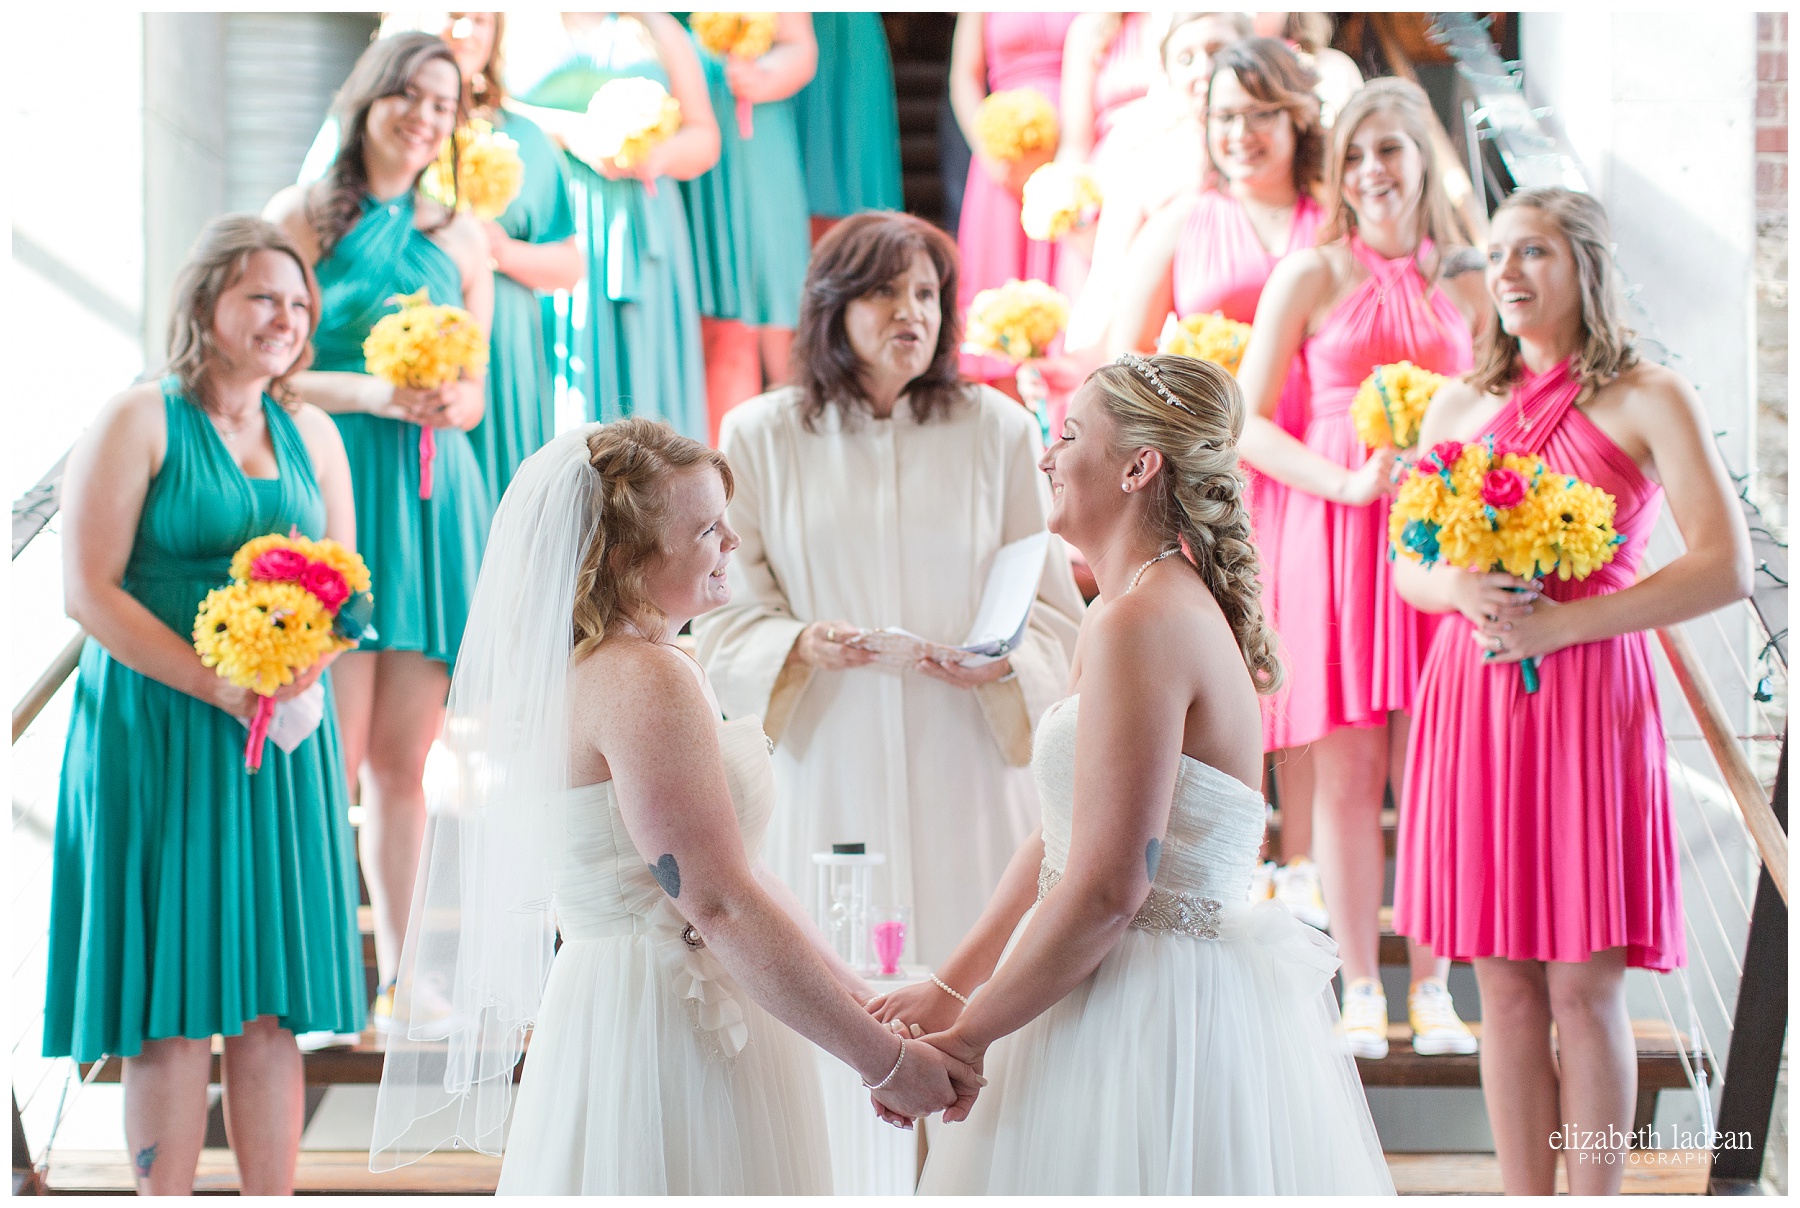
{"left": 1117, "top": 352, "right": 1199, "bottom": 419}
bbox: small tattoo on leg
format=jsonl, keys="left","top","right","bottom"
{"left": 649, "top": 853, "right": 681, "bottom": 898}
{"left": 1145, "top": 837, "right": 1163, "bottom": 883}
{"left": 134, "top": 1143, "right": 159, "bottom": 1179}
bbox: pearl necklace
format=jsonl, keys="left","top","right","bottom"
{"left": 1127, "top": 547, "right": 1180, "bottom": 593}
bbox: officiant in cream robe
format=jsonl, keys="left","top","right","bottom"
{"left": 694, "top": 379, "right": 1083, "bottom": 964}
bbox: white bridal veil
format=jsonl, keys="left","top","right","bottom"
{"left": 370, "top": 425, "right": 602, "bottom": 1169}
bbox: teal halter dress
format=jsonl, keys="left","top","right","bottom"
{"left": 468, "top": 110, "right": 576, "bottom": 503}
{"left": 312, "top": 192, "right": 492, "bottom": 669}
{"left": 43, "top": 381, "right": 365, "bottom": 1061}
{"left": 523, "top": 20, "right": 708, "bottom": 441}
{"left": 678, "top": 21, "right": 812, "bottom": 329}
{"left": 297, "top": 114, "right": 575, "bottom": 506}
{"left": 794, "top": 13, "right": 904, "bottom": 219}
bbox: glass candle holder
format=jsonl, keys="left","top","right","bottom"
{"left": 812, "top": 845, "right": 886, "bottom": 972}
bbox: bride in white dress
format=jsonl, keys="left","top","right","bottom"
{"left": 871, "top": 354, "right": 1394, "bottom": 1194}
{"left": 369, "top": 419, "right": 980, "bottom": 1193}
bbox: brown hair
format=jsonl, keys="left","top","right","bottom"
{"left": 1160, "top": 12, "right": 1254, "bottom": 65}
{"left": 1206, "top": 38, "right": 1324, "bottom": 197}
{"left": 1089, "top": 355, "right": 1283, "bottom": 695}
{"left": 311, "top": 32, "right": 463, "bottom": 257}
{"left": 1468, "top": 187, "right": 1639, "bottom": 402}
{"left": 1282, "top": 12, "right": 1335, "bottom": 55}
{"left": 164, "top": 215, "right": 319, "bottom": 411}
{"left": 458, "top": 12, "right": 507, "bottom": 113}
{"left": 791, "top": 211, "right": 965, "bottom": 430}
{"left": 571, "top": 419, "right": 735, "bottom": 657}
{"left": 1321, "top": 78, "right": 1468, "bottom": 289}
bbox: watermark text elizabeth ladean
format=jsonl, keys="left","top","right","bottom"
{"left": 1550, "top": 1124, "right": 1754, "bottom": 1162}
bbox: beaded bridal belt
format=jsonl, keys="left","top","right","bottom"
{"left": 1037, "top": 863, "right": 1223, "bottom": 940}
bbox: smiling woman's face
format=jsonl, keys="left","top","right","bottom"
{"left": 843, "top": 249, "right": 942, "bottom": 398}
{"left": 364, "top": 57, "right": 461, "bottom": 176}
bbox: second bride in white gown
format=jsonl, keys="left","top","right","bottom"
{"left": 872, "top": 354, "right": 1394, "bottom": 1194}
{"left": 370, "top": 419, "right": 980, "bottom": 1193}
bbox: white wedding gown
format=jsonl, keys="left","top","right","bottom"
{"left": 496, "top": 717, "right": 833, "bottom": 1194}
{"left": 919, "top": 697, "right": 1395, "bottom": 1195}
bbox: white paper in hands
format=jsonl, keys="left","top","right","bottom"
{"left": 846, "top": 531, "right": 1050, "bottom": 670}
{"left": 236, "top": 683, "right": 327, "bottom": 754}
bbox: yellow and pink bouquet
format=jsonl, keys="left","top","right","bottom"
{"left": 1389, "top": 436, "right": 1625, "bottom": 692}
{"left": 582, "top": 76, "right": 682, "bottom": 189}
{"left": 363, "top": 288, "right": 489, "bottom": 500}
{"left": 1020, "top": 162, "right": 1102, "bottom": 242}
{"left": 690, "top": 11, "right": 777, "bottom": 138}
{"left": 973, "top": 88, "right": 1059, "bottom": 163}
{"left": 193, "top": 533, "right": 375, "bottom": 771}
{"left": 421, "top": 118, "right": 525, "bottom": 221}
{"left": 1158, "top": 311, "right": 1252, "bottom": 375}
{"left": 963, "top": 278, "right": 1070, "bottom": 363}
{"left": 1351, "top": 360, "right": 1445, "bottom": 451}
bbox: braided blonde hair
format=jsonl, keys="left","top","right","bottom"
{"left": 571, "top": 419, "right": 734, "bottom": 659}
{"left": 1090, "top": 355, "right": 1283, "bottom": 695}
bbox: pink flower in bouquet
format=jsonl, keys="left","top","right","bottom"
{"left": 1429, "top": 440, "right": 1464, "bottom": 469}
{"left": 250, "top": 548, "right": 311, "bottom": 581}
{"left": 299, "top": 561, "right": 351, "bottom": 611}
{"left": 1481, "top": 467, "right": 1528, "bottom": 510}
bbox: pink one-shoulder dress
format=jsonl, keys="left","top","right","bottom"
{"left": 1173, "top": 190, "right": 1324, "bottom": 545}
{"left": 958, "top": 12, "right": 1077, "bottom": 385}
{"left": 1393, "top": 360, "right": 1683, "bottom": 971}
{"left": 1262, "top": 236, "right": 1473, "bottom": 751}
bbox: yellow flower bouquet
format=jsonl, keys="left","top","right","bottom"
{"left": 690, "top": 11, "right": 778, "bottom": 138}
{"left": 194, "top": 532, "right": 375, "bottom": 771}
{"left": 1351, "top": 360, "right": 1446, "bottom": 451}
{"left": 363, "top": 288, "right": 489, "bottom": 500}
{"left": 1020, "top": 162, "right": 1102, "bottom": 242}
{"left": 963, "top": 278, "right": 1070, "bottom": 364}
{"left": 1389, "top": 436, "right": 1624, "bottom": 692}
{"left": 974, "top": 88, "right": 1059, "bottom": 163}
{"left": 1158, "top": 312, "right": 1252, "bottom": 375}
{"left": 421, "top": 118, "right": 525, "bottom": 221}
{"left": 582, "top": 76, "right": 683, "bottom": 194}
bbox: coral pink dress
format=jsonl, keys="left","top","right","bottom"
{"left": 1262, "top": 237, "right": 1473, "bottom": 750}
{"left": 1053, "top": 12, "right": 1156, "bottom": 301}
{"left": 1173, "top": 190, "right": 1324, "bottom": 539}
{"left": 1393, "top": 360, "right": 1683, "bottom": 971}
{"left": 958, "top": 12, "right": 1078, "bottom": 385}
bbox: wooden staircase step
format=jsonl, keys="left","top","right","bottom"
{"left": 43, "top": 1148, "right": 500, "bottom": 1195}
{"left": 1385, "top": 1149, "right": 1711, "bottom": 1195}
{"left": 80, "top": 1030, "right": 525, "bottom": 1087}
{"left": 891, "top": 60, "right": 947, "bottom": 97}
{"left": 1358, "top": 1018, "right": 1710, "bottom": 1101}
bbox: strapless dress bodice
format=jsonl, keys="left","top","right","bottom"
{"left": 1033, "top": 696, "right": 1266, "bottom": 937}
{"left": 549, "top": 716, "right": 774, "bottom": 1056}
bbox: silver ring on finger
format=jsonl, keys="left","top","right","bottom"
{"left": 1490, "top": 635, "right": 1505, "bottom": 653}
{"left": 826, "top": 627, "right": 837, "bottom": 642}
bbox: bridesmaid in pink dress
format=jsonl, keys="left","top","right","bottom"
{"left": 1391, "top": 189, "right": 1752, "bottom": 1195}
{"left": 949, "top": 12, "right": 1077, "bottom": 389}
{"left": 1053, "top": 12, "right": 1156, "bottom": 300}
{"left": 1235, "top": 79, "right": 1488, "bottom": 1058}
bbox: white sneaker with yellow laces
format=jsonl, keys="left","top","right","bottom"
{"left": 1247, "top": 861, "right": 1275, "bottom": 905}
{"left": 1339, "top": 978, "right": 1389, "bottom": 1059}
{"left": 1273, "top": 856, "right": 1330, "bottom": 929}
{"left": 1408, "top": 978, "right": 1479, "bottom": 1056}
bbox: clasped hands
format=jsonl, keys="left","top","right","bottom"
{"left": 860, "top": 980, "right": 985, "bottom": 1129}
{"left": 795, "top": 620, "right": 1013, "bottom": 690}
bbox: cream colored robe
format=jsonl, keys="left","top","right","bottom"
{"left": 694, "top": 385, "right": 1084, "bottom": 964}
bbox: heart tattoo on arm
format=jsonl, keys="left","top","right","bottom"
{"left": 649, "top": 853, "right": 681, "bottom": 898}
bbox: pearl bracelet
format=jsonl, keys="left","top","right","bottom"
{"left": 863, "top": 1036, "right": 907, "bottom": 1090}
{"left": 930, "top": 973, "right": 970, "bottom": 1006}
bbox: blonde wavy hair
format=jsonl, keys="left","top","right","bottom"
{"left": 1468, "top": 186, "right": 1639, "bottom": 403}
{"left": 1089, "top": 355, "right": 1284, "bottom": 695}
{"left": 571, "top": 418, "right": 734, "bottom": 659}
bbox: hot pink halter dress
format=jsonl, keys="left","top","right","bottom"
{"left": 1393, "top": 360, "right": 1683, "bottom": 971}
{"left": 958, "top": 12, "right": 1077, "bottom": 385}
{"left": 1262, "top": 237, "right": 1473, "bottom": 750}
{"left": 1173, "top": 190, "right": 1323, "bottom": 539}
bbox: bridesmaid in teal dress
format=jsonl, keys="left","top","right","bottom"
{"left": 794, "top": 13, "right": 904, "bottom": 226}
{"left": 265, "top": 32, "right": 495, "bottom": 1016}
{"left": 507, "top": 12, "right": 717, "bottom": 443}
{"left": 297, "top": 14, "right": 582, "bottom": 505}
{"left": 45, "top": 215, "right": 363, "bottom": 1194}
{"left": 680, "top": 12, "right": 817, "bottom": 441}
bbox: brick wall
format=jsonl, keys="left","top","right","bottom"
{"left": 1755, "top": 13, "right": 1787, "bottom": 538}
